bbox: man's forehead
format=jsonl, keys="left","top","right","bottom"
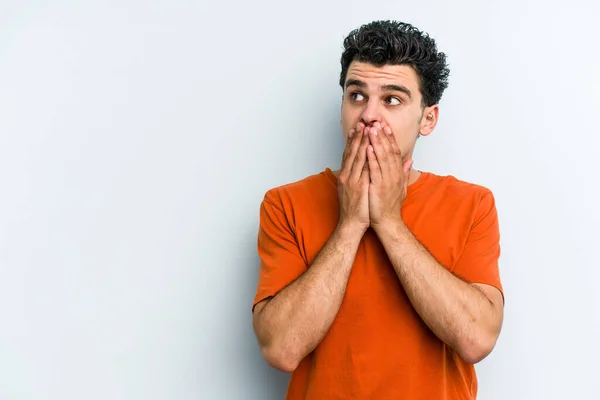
{"left": 346, "top": 61, "right": 419, "bottom": 87}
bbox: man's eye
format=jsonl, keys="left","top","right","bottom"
{"left": 351, "top": 93, "right": 365, "bottom": 101}
{"left": 386, "top": 97, "right": 401, "bottom": 105}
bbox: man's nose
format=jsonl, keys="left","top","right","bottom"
{"left": 360, "top": 99, "right": 382, "bottom": 126}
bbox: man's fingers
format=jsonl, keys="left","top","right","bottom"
{"left": 385, "top": 126, "right": 402, "bottom": 164}
{"left": 349, "top": 134, "right": 370, "bottom": 183}
{"left": 375, "top": 123, "right": 400, "bottom": 175}
{"left": 360, "top": 166, "right": 370, "bottom": 190}
{"left": 369, "top": 127, "right": 388, "bottom": 175}
{"left": 367, "top": 144, "right": 382, "bottom": 185}
{"left": 377, "top": 121, "right": 397, "bottom": 154}
{"left": 340, "top": 129, "right": 364, "bottom": 182}
{"left": 342, "top": 127, "right": 362, "bottom": 164}
{"left": 377, "top": 127, "right": 393, "bottom": 163}
{"left": 342, "top": 129, "right": 355, "bottom": 163}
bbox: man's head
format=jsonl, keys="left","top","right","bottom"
{"left": 339, "top": 20, "right": 450, "bottom": 160}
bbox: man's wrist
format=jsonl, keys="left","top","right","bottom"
{"left": 372, "top": 217, "right": 411, "bottom": 243}
{"left": 336, "top": 220, "right": 368, "bottom": 241}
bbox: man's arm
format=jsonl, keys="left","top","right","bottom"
{"left": 253, "top": 221, "right": 364, "bottom": 372}
{"left": 253, "top": 123, "right": 371, "bottom": 372}
{"left": 365, "top": 123, "right": 504, "bottom": 364}
{"left": 374, "top": 221, "right": 504, "bottom": 364}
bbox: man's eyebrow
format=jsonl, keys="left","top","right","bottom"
{"left": 382, "top": 84, "right": 412, "bottom": 99}
{"left": 345, "top": 79, "right": 412, "bottom": 99}
{"left": 345, "top": 79, "right": 366, "bottom": 89}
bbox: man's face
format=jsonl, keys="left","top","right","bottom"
{"left": 340, "top": 61, "right": 438, "bottom": 161}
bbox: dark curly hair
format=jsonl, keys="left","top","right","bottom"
{"left": 339, "top": 20, "right": 450, "bottom": 107}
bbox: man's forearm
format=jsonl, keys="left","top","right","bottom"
{"left": 374, "top": 220, "right": 502, "bottom": 364}
{"left": 254, "top": 222, "right": 364, "bottom": 371}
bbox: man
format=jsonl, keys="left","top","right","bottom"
{"left": 252, "top": 20, "right": 504, "bottom": 399}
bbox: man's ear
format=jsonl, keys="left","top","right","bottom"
{"left": 419, "top": 105, "right": 439, "bottom": 137}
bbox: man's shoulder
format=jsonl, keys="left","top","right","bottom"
{"left": 261, "top": 168, "right": 336, "bottom": 210}
{"left": 419, "top": 171, "right": 497, "bottom": 215}
{"left": 425, "top": 171, "right": 494, "bottom": 199}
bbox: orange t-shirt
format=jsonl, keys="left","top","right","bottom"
{"left": 253, "top": 168, "right": 503, "bottom": 400}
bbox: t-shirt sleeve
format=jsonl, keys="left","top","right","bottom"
{"left": 252, "top": 190, "right": 307, "bottom": 311}
{"left": 451, "top": 190, "right": 504, "bottom": 297}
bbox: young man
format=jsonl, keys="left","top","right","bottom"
{"left": 252, "top": 20, "right": 504, "bottom": 399}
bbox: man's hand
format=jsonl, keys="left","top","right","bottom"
{"left": 338, "top": 123, "right": 371, "bottom": 233}
{"left": 366, "top": 122, "right": 413, "bottom": 229}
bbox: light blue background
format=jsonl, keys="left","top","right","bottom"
{"left": 1, "top": 1, "right": 599, "bottom": 399}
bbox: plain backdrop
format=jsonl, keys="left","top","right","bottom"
{"left": 1, "top": 1, "right": 599, "bottom": 399}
